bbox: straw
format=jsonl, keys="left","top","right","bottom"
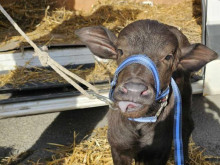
{"left": 44, "top": 126, "right": 219, "bottom": 165}
{"left": 0, "top": 0, "right": 202, "bottom": 88}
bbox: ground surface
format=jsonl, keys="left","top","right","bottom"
{"left": 0, "top": 94, "right": 219, "bottom": 164}
{"left": 191, "top": 94, "right": 220, "bottom": 157}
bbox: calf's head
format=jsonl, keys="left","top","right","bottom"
{"left": 76, "top": 20, "right": 217, "bottom": 118}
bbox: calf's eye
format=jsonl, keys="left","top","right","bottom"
{"left": 118, "top": 49, "right": 123, "bottom": 56}
{"left": 164, "top": 54, "right": 173, "bottom": 61}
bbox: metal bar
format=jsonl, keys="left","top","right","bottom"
{"left": 0, "top": 47, "right": 95, "bottom": 71}
{"left": 0, "top": 92, "right": 109, "bottom": 119}
{"left": 0, "top": 88, "right": 110, "bottom": 104}
{"left": 0, "top": 82, "right": 203, "bottom": 119}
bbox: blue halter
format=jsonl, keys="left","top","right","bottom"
{"left": 109, "top": 54, "right": 184, "bottom": 165}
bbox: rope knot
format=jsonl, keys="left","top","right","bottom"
{"left": 34, "top": 51, "right": 49, "bottom": 67}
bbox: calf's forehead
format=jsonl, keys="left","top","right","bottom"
{"left": 117, "top": 20, "right": 178, "bottom": 58}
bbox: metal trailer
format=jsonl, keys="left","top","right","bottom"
{"left": 202, "top": 0, "right": 220, "bottom": 95}
{"left": 0, "top": 46, "right": 110, "bottom": 119}
{"left": 0, "top": 0, "right": 219, "bottom": 119}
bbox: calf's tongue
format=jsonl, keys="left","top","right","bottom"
{"left": 118, "top": 101, "right": 142, "bottom": 112}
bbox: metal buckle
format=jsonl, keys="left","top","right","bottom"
{"left": 155, "top": 95, "right": 168, "bottom": 118}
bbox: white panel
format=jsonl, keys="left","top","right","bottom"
{"left": 0, "top": 47, "right": 95, "bottom": 71}
{"left": 206, "top": 0, "right": 220, "bottom": 24}
{"left": 204, "top": 0, "right": 220, "bottom": 95}
{"left": 191, "top": 80, "right": 203, "bottom": 94}
{"left": 204, "top": 59, "right": 220, "bottom": 95}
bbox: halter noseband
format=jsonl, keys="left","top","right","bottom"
{"left": 109, "top": 55, "right": 170, "bottom": 122}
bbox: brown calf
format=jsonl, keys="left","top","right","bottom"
{"left": 76, "top": 19, "right": 217, "bottom": 165}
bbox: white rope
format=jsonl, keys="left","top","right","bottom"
{"left": 0, "top": 4, "right": 99, "bottom": 98}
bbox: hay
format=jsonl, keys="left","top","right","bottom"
{"left": 1, "top": 126, "right": 218, "bottom": 165}
{"left": 0, "top": 0, "right": 201, "bottom": 47}
{"left": 0, "top": 0, "right": 202, "bottom": 88}
{"left": 46, "top": 127, "right": 112, "bottom": 165}
{"left": 0, "top": 150, "right": 34, "bottom": 165}
{"left": 0, "top": 61, "right": 117, "bottom": 88}
{"left": 40, "top": 126, "right": 218, "bottom": 165}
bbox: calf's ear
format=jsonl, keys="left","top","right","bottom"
{"left": 75, "top": 26, "right": 118, "bottom": 59}
{"left": 179, "top": 43, "right": 218, "bottom": 72}
{"left": 168, "top": 26, "right": 218, "bottom": 72}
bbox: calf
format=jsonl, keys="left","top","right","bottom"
{"left": 76, "top": 19, "right": 217, "bottom": 165}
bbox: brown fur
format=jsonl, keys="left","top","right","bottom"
{"left": 75, "top": 19, "right": 218, "bottom": 165}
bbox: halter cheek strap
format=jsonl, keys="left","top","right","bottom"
{"left": 109, "top": 54, "right": 184, "bottom": 165}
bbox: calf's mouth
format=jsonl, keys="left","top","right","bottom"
{"left": 112, "top": 76, "right": 156, "bottom": 118}
{"left": 115, "top": 100, "right": 153, "bottom": 118}
{"left": 118, "top": 101, "right": 143, "bottom": 113}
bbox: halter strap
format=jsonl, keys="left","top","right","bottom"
{"left": 109, "top": 55, "right": 170, "bottom": 123}
{"left": 109, "top": 55, "right": 169, "bottom": 101}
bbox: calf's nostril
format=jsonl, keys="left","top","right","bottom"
{"left": 119, "top": 86, "right": 128, "bottom": 94}
{"left": 141, "top": 90, "right": 148, "bottom": 96}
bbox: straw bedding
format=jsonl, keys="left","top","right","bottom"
{"left": 0, "top": 0, "right": 202, "bottom": 88}
{"left": 33, "top": 127, "right": 220, "bottom": 164}
{"left": 1, "top": 126, "right": 218, "bottom": 165}
{"left": 0, "top": 0, "right": 202, "bottom": 45}
{"left": 0, "top": 61, "right": 117, "bottom": 88}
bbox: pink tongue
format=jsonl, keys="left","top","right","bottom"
{"left": 118, "top": 101, "right": 141, "bottom": 112}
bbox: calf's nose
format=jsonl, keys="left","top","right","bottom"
{"left": 120, "top": 82, "right": 148, "bottom": 97}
